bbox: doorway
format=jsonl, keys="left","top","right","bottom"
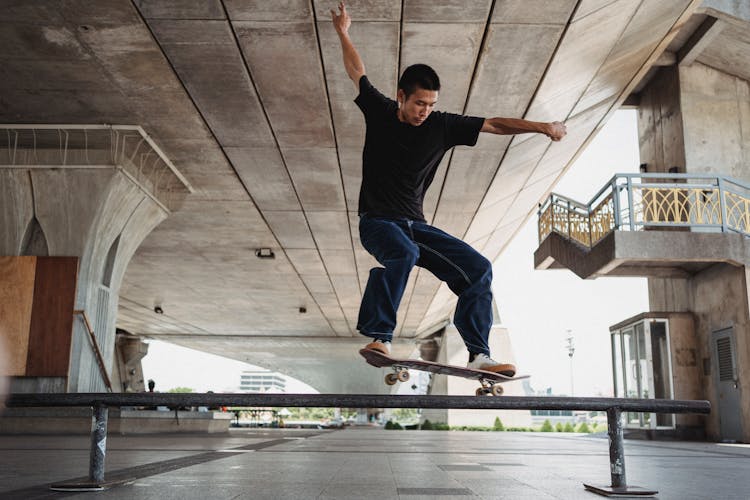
{"left": 712, "top": 328, "right": 743, "bottom": 442}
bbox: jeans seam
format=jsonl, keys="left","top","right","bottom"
{"left": 416, "top": 242, "right": 472, "bottom": 285}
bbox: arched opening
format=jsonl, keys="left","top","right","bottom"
{"left": 102, "top": 235, "right": 121, "bottom": 288}
{"left": 20, "top": 216, "right": 49, "bottom": 256}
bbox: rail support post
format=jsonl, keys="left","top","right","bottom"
{"left": 50, "top": 405, "right": 108, "bottom": 491}
{"left": 89, "top": 405, "right": 108, "bottom": 484}
{"left": 583, "top": 408, "right": 657, "bottom": 497}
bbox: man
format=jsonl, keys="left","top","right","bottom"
{"left": 331, "top": 2, "right": 566, "bottom": 376}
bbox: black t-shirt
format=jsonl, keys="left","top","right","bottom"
{"left": 354, "top": 75, "right": 484, "bottom": 222}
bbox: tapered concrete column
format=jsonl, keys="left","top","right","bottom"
{"left": 0, "top": 126, "right": 191, "bottom": 392}
{"left": 421, "top": 301, "right": 531, "bottom": 427}
{"left": 111, "top": 331, "right": 149, "bottom": 393}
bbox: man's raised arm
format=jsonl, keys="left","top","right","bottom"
{"left": 481, "top": 117, "right": 567, "bottom": 142}
{"left": 331, "top": 2, "right": 365, "bottom": 90}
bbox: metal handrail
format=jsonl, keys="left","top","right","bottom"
{"left": 5, "top": 392, "right": 710, "bottom": 496}
{"left": 6, "top": 392, "right": 711, "bottom": 413}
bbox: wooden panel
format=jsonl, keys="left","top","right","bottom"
{"left": 25, "top": 257, "right": 79, "bottom": 377}
{"left": 0, "top": 256, "right": 36, "bottom": 375}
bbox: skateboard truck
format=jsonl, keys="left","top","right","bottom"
{"left": 384, "top": 365, "right": 410, "bottom": 385}
{"left": 476, "top": 379, "right": 504, "bottom": 396}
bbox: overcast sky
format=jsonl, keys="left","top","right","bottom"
{"left": 493, "top": 109, "right": 648, "bottom": 396}
{"left": 142, "top": 109, "right": 648, "bottom": 396}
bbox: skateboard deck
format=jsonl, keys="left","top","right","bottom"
{"left": 360, "top": 348, "right": 528, "bottom": 396}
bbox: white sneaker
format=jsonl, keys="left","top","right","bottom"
{"left": 467, "top": 353, "right": 516, "bottom": 377}
{"left": 364, "top": 339, "right": 391, "bottom": 355}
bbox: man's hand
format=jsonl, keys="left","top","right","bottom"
{"left": 331, "top": 2, "right": 351, "bottom": 36}
{"left": 545, "top": 121, "right": 567, "bottom": 142}
{"left": 331, "top": 1, "right": 365, "bottom": 88}
{"left": 481, "top": 117, "right": 568, "bottom": 140}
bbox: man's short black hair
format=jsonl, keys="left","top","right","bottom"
{"left": 398, "top": 64, "right": 440, "bottom": 98}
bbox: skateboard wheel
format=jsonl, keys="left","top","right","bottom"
{"left": 385, "top": 373, "right": 398, "bottom": 386}
{"left": 491, "top": 385, "right": 504, "bottom": 396}
{"left": 397, "top": 370, "right": 410, "bottom": 382}
{"left": 475, "top": 387, "right": 487, "bottom": 396}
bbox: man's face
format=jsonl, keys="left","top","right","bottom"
{"left": 398, "top": 87, "right": 438, "bottom": 126}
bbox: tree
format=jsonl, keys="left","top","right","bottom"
{"left": 493, "top": 417, "right": 505, "bottom": 431}
{"left": 540, "top": 420, "right": 554, "bottom": 432}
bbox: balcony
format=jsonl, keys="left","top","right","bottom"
{"left": 534, "top": 174, "right": 750, "bottom": 279}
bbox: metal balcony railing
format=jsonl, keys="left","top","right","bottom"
{"left": 538, "top": 173, "right": 750, "bottom": 248}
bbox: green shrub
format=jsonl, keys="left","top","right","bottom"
{"left": 455, "top": 426, "right": 492, "bottom": 432}
{"left": 392, "top": 422, "right": 404, "bottom": 430}
{"left": 555, "top": 422, "right": 564, "bottom": 432}
{"left": 577, "top": 422, "right": 591, "bottom": 433}
{"left": 493, "top": 417, "right": 505, "bottom": 431}
{"left": 563, "top": 422, "right": 575, "bottom": 432}
{"left": 385, "top": 420, "right": 394, "bottom": 429}
{"left": 540, "top": 420, "right": 554, "bottom": 432}
{"left": 421, "top": 419, "right": 433, "bottom": 430}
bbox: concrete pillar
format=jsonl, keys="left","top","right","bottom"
{"left": 421, "top": 302, "right": 531, "bottom": 428}
{"left": 638, "top": 62, "right": 750, "bottom": 179}
{"left": 637, "top": 60, "right": 750, "bottom": 441}
{"left": 679, "top": 62, "right": 750, "bottom": 181}
{"left": 0, "top": 126, "right": 190, "bottom": 392}
{"left": 111, "top": 330, "right": 149, "bottom": 393}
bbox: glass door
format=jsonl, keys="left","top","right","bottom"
{"left": 648, "top": 320, "right": 674, "bottom": 427}
{"left": 611, "top": 319, "right": 674, "bottom": 429}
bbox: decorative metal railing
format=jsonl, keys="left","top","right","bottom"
{"left": 538, "top": 173, "right": 750, "bottom": 247}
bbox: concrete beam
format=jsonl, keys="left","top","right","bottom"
{"left": 677, "top": 16, "right": 726, "bottom": 66}
{"left": 534, "top": 231, "right": 750, "bottom": 280}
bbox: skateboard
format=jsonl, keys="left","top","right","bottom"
{"left": 359, "top": 348, "right": 528, "bottom": 396}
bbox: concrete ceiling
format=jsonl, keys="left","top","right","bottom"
{"left": 0, "top": 0, "right": 718, "bottom": 392}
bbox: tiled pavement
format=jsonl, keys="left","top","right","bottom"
{"left": 1, "top": 427, "right": 748, "bottom": 499}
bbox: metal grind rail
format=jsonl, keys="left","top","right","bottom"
{"left": 6, "top": 393, "right": 711, "bottom": 497}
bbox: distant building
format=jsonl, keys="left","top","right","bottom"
{"left": 240, "top": 370, "right": 286, "bottom": 393}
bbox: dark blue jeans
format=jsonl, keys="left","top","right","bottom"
{"left": 357, "top": 215, "right": 493, "bottom": 356}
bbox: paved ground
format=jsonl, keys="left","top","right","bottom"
{"left": 0, "top": 427, "right": 748, "bottom": 499}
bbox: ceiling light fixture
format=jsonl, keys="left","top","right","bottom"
{"left": 255, "top": 248, "right": 275, "bottom": 259}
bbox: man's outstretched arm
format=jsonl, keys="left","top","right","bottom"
{"left": 481, "top": 117, "right": 567, "bottom": 142}
{"left": 331, "top": 2, "right": 365, "bottom": 89}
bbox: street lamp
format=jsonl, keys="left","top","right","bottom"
{"left": 565, "top": 330, "right": 575, "bottom": 396}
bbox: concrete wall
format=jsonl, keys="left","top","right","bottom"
{"left": 649, "top": 263, "right": 748, "bottom": 441}
{"left": 0, "top": 408, "right": 232, "bottom": 434}
{"left": 680, "top": 63, "right": 750, "bottom": 181}
{"left": 692, "top": 265, "right": 749, "bottom": 440}
{"left": 1, "top": 166, "right": 168, "bottom": 392}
